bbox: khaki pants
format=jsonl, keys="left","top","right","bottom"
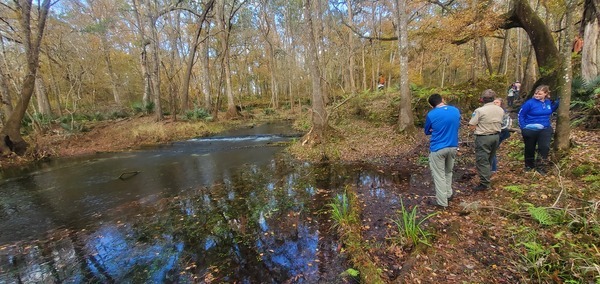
{"left": 429, "top": 147, "right": 458, "bottom": 206}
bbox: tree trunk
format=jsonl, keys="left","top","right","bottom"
{"left": 1, "top": 0, "right": 51, "bottom": 155}
{"left": 0, "top": 55, "right": 13, "bottom": 124}
{"left": 499, "top": 0, "right": 568, "bottom": 152}
{"left": 346, "top": 0, "right": 356, "bottom": 93}
{"left": 302, "top": 0, "right": 328, "bottom": 145}
{"left": 395, "top": 0, "right": 415, "bottom": 133}
{"left": 149, "top": 11, "right": 163, "bottom": 121}
{"left": 497, "top": 29, "right": 510, "bottom": 74}
{"left": 181, "top": 0, "right": 214, "bottom": 112}
{"left": 132, "top": 0, "right": 153, "bottom": 109}
{"left": 35, "top": 74, "right": 52, "bottom": 116}
{"left": 471, "top": 39, "right": 479, "bottom": 82}
{"left": 554, "top": 0, "right": 576, "bottom": 153}
{"left": 166, "top": 12, "right": 179, "bottom": 118}
{"left": 500, "top": 0, "right": 561, "bottom": 93}
{"left": 481, "top": 38, "right": 493, "bottom": 75}
{"left": 101, "top": 33, "right": 121, "bottom": 106}
{"left": 516, "top": 29, "right": 523, "bottom": 81}
{"left": 522, "top": 46, "right": 538, "bottom": 98}
{"left": 200, "top": 28, "right": 212, "bottom": 112}
{"left": 581, "top": 0, "right": 600, "bottom": 82}
{"left": 259, "top": 1, "right": 279, "bottom": 109}
{"left": 216, "top": 0, "right": 239, "bottom": 118}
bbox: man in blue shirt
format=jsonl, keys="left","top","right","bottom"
{"left": 424, "top": 94, "right": 461, "bottom": 208}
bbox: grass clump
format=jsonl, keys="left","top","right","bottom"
{"left": 392, "top": 199, "right": 437, "bottom": 247}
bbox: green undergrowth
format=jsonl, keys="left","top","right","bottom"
{"left": 492, "top": 138, "right": 600, "bottom": 283}
{"left": 327, "top": 188, "right": 385, "bottom": 283}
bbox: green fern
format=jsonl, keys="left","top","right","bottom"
{"left": 504, "top": 185, "right": 524, "bottom": 195}
{"left": 527, "top": 206, "right": 555, "bottom": 226}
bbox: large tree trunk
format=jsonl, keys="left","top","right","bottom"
{"left": 395, "top": 0, "right": 415, "bottom": 133}
{"left": 500, "top": 0, "right": 560, "bottom": 93}
{"left": 302, "top": 0, "right": 328, "bottom": 145}
{"left": 499, "top": 0, "right": 568, "bottom": 151}
{"left": 1, "top": 0, "right": 51, "bottom": 156}
{"left": 581, "top": 0, "right": 600, "bottom": 82}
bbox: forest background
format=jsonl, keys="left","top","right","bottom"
{"left": 0, "top": 0, "right": 599, "bottom": 283}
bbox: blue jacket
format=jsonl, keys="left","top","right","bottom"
{"left": 518, "top": 98, "right": 559, "bottom": 129}
{"left": 424, "top": 105, "right": 461, "bottom": 152}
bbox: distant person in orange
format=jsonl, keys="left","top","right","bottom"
{"left": 377, "top": 74, "right": 385, "bottom": 90}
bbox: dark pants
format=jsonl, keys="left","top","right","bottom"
{"left": 521, "top": 127, "right": 553, "bottom": 169}
{"left": 507, "top": 96, "right": 515, "bottom": 107}
{"left": 475, "top": 134, "right": 499, "bottom": 187}
{"left": 491, "top": 130, "right": 511, "bottom": 171}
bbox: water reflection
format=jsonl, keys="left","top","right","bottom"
{"left": 0, "top": 124, "right": 413, "bottom": 282}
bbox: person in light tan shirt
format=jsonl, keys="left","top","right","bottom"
{"left": 468, "top": 89, "right": 505, "bottom": 191}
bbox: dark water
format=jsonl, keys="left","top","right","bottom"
{"left": 0, "top": 122, "right": 413, "bottom": 283}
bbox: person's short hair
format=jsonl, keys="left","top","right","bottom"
{"left": 481, "top": 89, "right": 496, "bottom": 103}
{"left": 535, "top": 85, "right": 550, "bottom": 94}
{"left": 428, "top": 93, "right": 443, "bottom": 107}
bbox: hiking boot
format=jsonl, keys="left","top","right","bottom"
{"left": 427, "top": 199, "right": 447, "bottom": 209}
{"left": 473, "top": 184, "right": 489, "bottom": 191}
{"left": 535, "top": 167, "right": 547, "bottom": 175}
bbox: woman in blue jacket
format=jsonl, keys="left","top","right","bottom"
{"left": 518, "top": 85, "right": 559, "bottom": 172}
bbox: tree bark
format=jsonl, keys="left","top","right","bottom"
{"left": 100, "top": 32, "right": 122, "bottom": 106}
{"left": 481, "top": 38, "right": 493, "bottom": 75}
{"left": 302, "top": 0, "right": 328, "bottom": 145}
{"left": 200, "top": 27, "right": 212, "bottom": 112}
{"left": 497, "top": 30, "right": 510, "bottom": 74}
{"left": 555, "top": 0, "right": 576, "bottom": 153}
{"left": 346, "top": 0, "right": 356, "bottom": 93}
{"left": 181, "top": 0, "right": 215, "bottom": 112}
{"left": 215, "top": 0, "right": 239, "bottom": 118}
{"left": 149, "top": 9, "right": 163, "bottom": 121}
{"left": 0, "top": 43, "right": 14, "bottom": 124}
{"left": 581, "top": 0, "right": 600, "bottom": 82}
{"left": 522, "top": 46, "right": 538, "bottom": 98}
{"left": 35, "top": 74, "right": 52, "bottom": 116}
{"left": 132, "top": 0, "right": 153, "bottom": 110}
{"left": 1, "top": 0, "right": 51, "bottom": 155}
{"left": 500, "top": 0, "right": 560, "bottom": 93}
{"left": 395, "top": 0, "right": 415, "bottom": 133}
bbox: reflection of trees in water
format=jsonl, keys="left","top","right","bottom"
{"left": 0, "top": 158, "right": 362, "bottom": 282}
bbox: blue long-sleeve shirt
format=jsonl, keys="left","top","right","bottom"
{"left": 518, "top": 98, "right": 559, "bottom": 129}
{"left": 424, "top": 105, "right": 461, "bottom": 152}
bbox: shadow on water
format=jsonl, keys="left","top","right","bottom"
{"left": 0, "top": 122, "right": 419, "bottom": 283}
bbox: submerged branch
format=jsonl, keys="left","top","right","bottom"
{"left": 119, "top": 171, "right": 140, "bottom": 180}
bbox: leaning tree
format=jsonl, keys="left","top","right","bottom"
{"left": 0, "top": 0, "right": 52, "bottom": 156}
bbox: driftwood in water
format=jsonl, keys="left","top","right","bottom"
{"left": 119, "top": 171, "right": 140, "bottom": 180}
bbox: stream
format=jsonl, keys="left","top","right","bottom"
{"left": 0, "top": 122, "right": 418, "bottom": 283}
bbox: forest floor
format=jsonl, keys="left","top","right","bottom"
{"left": 1, "top": 108, "right": 599, "bottom": 283}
